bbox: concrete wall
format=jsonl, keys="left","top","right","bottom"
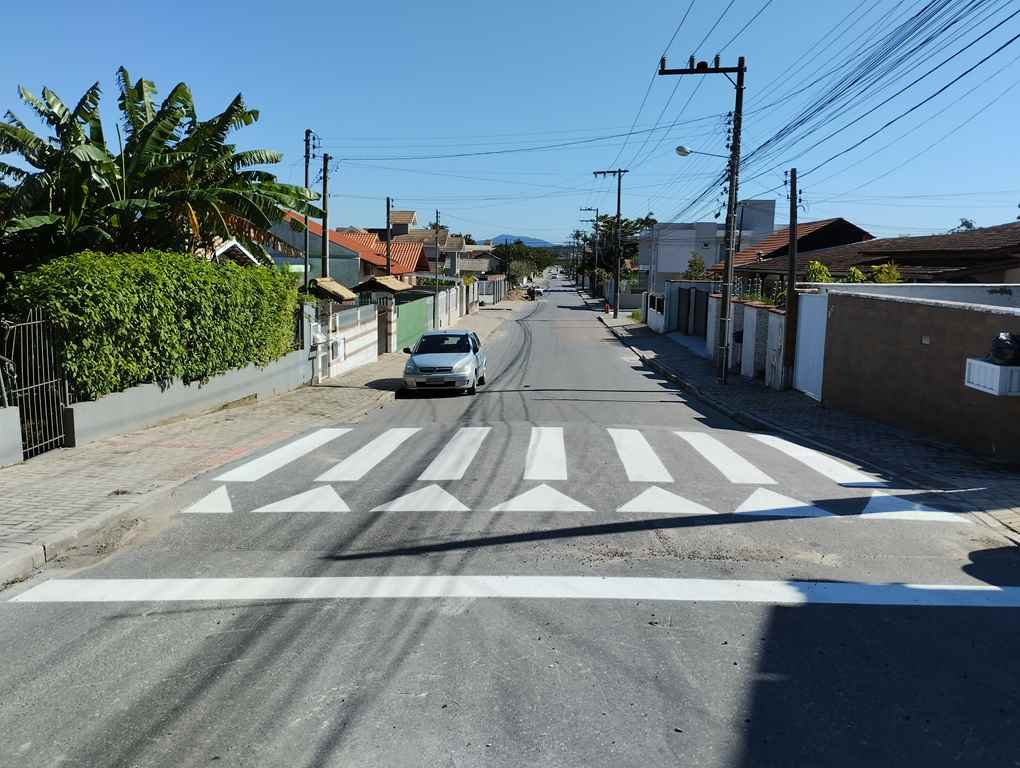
{"left": 324, "top": 304, "right": 378, "bottom": 380}
{"left": 793, "top": 292, "right": 828, "bottom": 400}
{"left": 64, "top": 344, "right": 313, "bottom": 448}
{"left": 0, "top": 407, "right": 23, "bottom": 466}
{"left": 740, "top": 304, "right": 769, "bottom": 379}
{"left": 814, "top": 283, "right": 1020, "bottom": 309}
{"left": 821, "top": 293, "right": 1020, "bottom": 460}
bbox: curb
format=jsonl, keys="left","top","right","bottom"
{"left": 597, "top": 315, "right": 1020, "bottom": 544}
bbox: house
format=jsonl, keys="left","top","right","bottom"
{"left": 737, "top": 220, "right": 1020, "bottom": 283}
{"left": 366, "top": 210, "right": 417, "bottom": 240}
{"left": 394, "top": 227, "right": 464, "bottom": 273}
{"left": 639, "top": 200, "right": 776, "bottom": 294}
{"left": 716, "top": 217, "right": 873, "bottom": 278}
{"left": 270, "top": 213, "right": 361, "bottom": 286}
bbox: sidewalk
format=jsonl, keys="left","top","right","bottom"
{"left": 596, "top": 311, "right": 1020, "bottom": 542}
{"left": 0, "top": 303, "right": 523, "bottom": 585}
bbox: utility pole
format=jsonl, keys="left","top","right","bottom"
{"left": 581, "top": 206, "right": 598, "bottom": 293}
{"left": 303, "top": 129, "right": 312, "bottom": 291}
{"left": 320, "top": 153, "right": 331, "bottom": 278}
{"left": 385, "top": 196, "right": 392, "bottom": 275}
{"left": 782, "top": 167, "right": 799, "bottom": 389}
{"left": 592, "top": 170, "right": 627, "bottom": 319}
{"left": 659, "top": 54, "right": 746, "bottom": 384}
{"left": 433, "top": 209, "right": 440, "bottom": 327}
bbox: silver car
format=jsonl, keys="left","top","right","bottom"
{"left": 402, "top": 329, "right": 487, "bottom": 395}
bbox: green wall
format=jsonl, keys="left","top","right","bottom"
{"left": 397, "top": 298, "right": 430, "bottom": 350}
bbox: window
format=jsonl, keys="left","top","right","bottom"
{"left": 415, "top": 334, "right": 471, "bottom": 354}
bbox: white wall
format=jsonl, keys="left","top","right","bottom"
{"left": 814, "top": 283, "right": 1020, "bottom": 308}
{"left": 793, "top": 292, "right": 828, "bottom": 400}
{"left": 319, "top": 304, "right": 378, "bottom": 381}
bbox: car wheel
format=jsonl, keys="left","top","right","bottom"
{"left": 466, "top": 376, "right": 477, "bottom": 395}
{"left": 478, "top": 371, "right": 486, "bottom": 385}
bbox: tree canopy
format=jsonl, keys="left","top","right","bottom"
{"left": 0, "top": 67, "right": 321, "bottom": 273}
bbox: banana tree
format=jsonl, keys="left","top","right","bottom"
{"left": 0, "top": 67, "right": 321, "bottom": 271}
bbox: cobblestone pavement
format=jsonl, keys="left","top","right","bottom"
{"left": 595, "top": 310, "right": 1020, "bottom": 541}
{"left": 0, "top": 304, "right": 522, "bottom": 582}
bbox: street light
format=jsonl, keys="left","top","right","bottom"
{"left": 675, "top": 145, "right": 729, "bottom": 159}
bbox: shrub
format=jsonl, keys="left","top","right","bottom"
{"left": 870, "top": 261, "right": 902, "bottom": 283}
{"left": 844, "top": 266, "right": 867, "bottom": 283}
{"left": 683, "top": 254, "right": 707, "bottom": 279}
{"left": 805, "top": 260, "right": 832, "bottom": 283}
{"left": 4, "top": 250, "right": 298, "bottom": 400}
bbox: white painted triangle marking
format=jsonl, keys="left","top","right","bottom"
{"left": 491, "top": 484, "right": 592, "bottom": 512}
{"left": 372, "top": 484, "right": 469, "bottom": 512}
{"left": 735, "top": 488, "right": 834, "bottom": 518}
{"left": 617, "top": 487, "right": 716, "bottom": 515}
{"left": 253, "top": 486, "right": 349, "bottom": 513}
{"left": 183, "top": 486, "right": 232, "bottom": 514}
{"left": 859, "top": 491, "right": 972, "bottom": 523}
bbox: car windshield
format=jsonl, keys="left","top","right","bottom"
{"left": 415, "top": 334, "right": 470, "bottom": 354}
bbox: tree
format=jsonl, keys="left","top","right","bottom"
{"left": 592, "top": 211, "right": 656, "bottom": 272}
{"left": 948, "top": 218, "right": 976, "bottom": 233}
{"left": 870, "top": 261, "right": 902, "bottom": 283}
{"left": 844, "top": 265, "right": 867, "bottom": 283}
{"left": 805, "top": 260, "right": 832, "bottom": 283}
{"left": 682, "top": 253, "right": 706, "bottom": 279}
{"left": 0, "top": 68, "right": 321, "bottom": 272}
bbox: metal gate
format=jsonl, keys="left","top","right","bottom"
{"left": 693, "top": 290, "right": 709, "bottom": 338}
{"left": 1, "top": 308, "right": 73, "bottom": 459}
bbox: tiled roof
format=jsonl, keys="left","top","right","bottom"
{"left": 353, "top": 275, "right": 412, "bottom": 294}
{"left": 444, "top": 235, "right": 465, "bottom": 252}
{"left": 375, "top": 240, "right": 426, "bottom": 274}
{"left": 738, "top": 221, "right": 1020, "bottom": 279}
{"left": 390, "top": 210, "right": 416, "bottom": 225}
{"left": 394, "top": 228, "right": 447, "bottom": 244}
{"left": 336, "top": 230, "right": 378, "bottom": 249}
{"left": 730, "top": 219, "right": 841, "bottom": 269}
{"left": 282, "top": 211, "right": 419, "bottom": 274}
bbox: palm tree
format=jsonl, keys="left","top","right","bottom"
{"left": 0, "top": 68, "right": 321, "bottom": 270}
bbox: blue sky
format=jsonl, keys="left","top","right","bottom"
{"left": 3, "top": 0, "right": 1020, "bottom": 242}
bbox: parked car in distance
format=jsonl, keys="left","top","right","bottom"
{"left": 402, "top": 329, "right": 487, "bottom": 395}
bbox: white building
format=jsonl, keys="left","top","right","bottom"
{"left": 638, "top": 200, "right": 776, "bottom": 294}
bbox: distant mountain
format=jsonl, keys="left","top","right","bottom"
{"left": 488, "top": 234, "right": 557, "bottom": 247}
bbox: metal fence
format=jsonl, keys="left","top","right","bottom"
{"left": 1, "top": 308, "right": 74, "bottom": 459}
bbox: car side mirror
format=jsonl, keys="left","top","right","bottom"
{"left": 403, "top": 347, "right": 412, "bottom": 354}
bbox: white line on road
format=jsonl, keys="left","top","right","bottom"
{"left": 676, "top": 432, "right": 776, "bottom": 484}
{"left": 608, "top": 429, "right": 673, "bottom": 482}
{"left": 524, "top": 427, "right": 567, "bottom": 481}
{"left": 316, "top": 428, "right": 420, "bottom": 482}
{"left": 418, "top": 427, "right": 491, "bottom": 481}
{"left": 13, "top": 576, "right": 1020, "bottom": 608}
{"left": 215, "top": 428, "right": 351, "bottom": 482}
{"left": 749, "top": 434, "right": 880, "bottom": 486}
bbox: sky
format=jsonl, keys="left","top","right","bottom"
{"left": 3, "top": 0, "right": 1020, "bottom": 243}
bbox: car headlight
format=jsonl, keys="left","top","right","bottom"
{"left": 453, "top": 358, "right": 472, "bottom": 373}
{"left": 404, "top": 360, "right": 419, "bottom": 374}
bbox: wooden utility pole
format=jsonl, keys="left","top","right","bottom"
{"left": 433, "top": 209, "right": 440, "bottom": 327}
{"left": 320, "top": 153, "right": 331, "bottom": 278}
{"left": 592, "top": 170, "right": 628, "bottom": 319}
{"left": 385, "top": 196, "right": 393, "bottom": 275}
{"left": 303, "top": 129, "right": 312, "bottom": 291}
{"left": 580, "top": 206, "right": 598, "bottom": 293}
{"left": 659, "top": 54, "right": 746, "bottom": 383}
{"left": 782, "top": 168, "right": 799, "bottom": 389}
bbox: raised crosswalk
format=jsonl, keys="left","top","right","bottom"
{"left": 191, "top": 424, "right": 968, "bottom": 523}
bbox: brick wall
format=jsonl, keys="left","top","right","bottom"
{"left": 822, "top": 293, "right": 1020, "bottom": 460}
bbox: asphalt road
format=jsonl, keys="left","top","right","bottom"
{"left": 2, "top": 276, "right": 1019, "bottom": 767}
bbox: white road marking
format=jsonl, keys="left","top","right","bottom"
{"left": 371, "top": 484, "right": 469, "bottom": 512}
{"left": 14, "top": 576, "right": 1020, "bottom": 608}
{"left": 316, "top": 428, "right": 421, "bottom": 482}
{"left": 617, "top": 487, "right": 716, "bottom": 515}
{"left": 735, "top": 488, "right": 833, "bottom": 518}
{"left": 859, "top": 491, "right": 972, "bottom": 523}
{"left": 676, "top": 432, "right": 776, "bottom": 484}
{"left": 182, "top": 486, "right": 232, "bottom": 514}
{"left": 524, "top": 427, "right": 568, "bottom": 481}
{"left": 418, "top": 427, "right": 491, "bottom": 481}
{"left": 749, "top": 434, "right": 879, "bottom": 486}
{"left": 491, "top": 484, "right": 592, "bottom": 512}
{"left": 252, "top": 486, "right": 349, "bottom": 513}
{"left": 608, "top": 429, "right": 673, "bottom": 482}
{"left": 215, "top": 428, "right": 350, "bottom": 482}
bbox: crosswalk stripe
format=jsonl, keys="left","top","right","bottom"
{"left": 215, "top": 428, "right": 350, "bottom": 482}
{"left": 252, "top": 486, "right": 349, "bottom": 513}
{"left": 491, "top": 484, "right": 591, "bottom": 512}
{"left": 183, "top": 486, "right": 233, "bottom": 514}
{"left": 735, "top": 488, "right": 833, "bottom": 518}
{"left": 316, "top": 428, "right": 420, "bottom": 482}
{"left": 524, "top": 427, "right": 567, "bottom": 481}
{"left": 608, "top": 428, "right": 673, "bottom": 482}
{"left": 676, "top": 432, "right": 776, "bottom": 485}
{"left": 418, "top": 427, "right": 491, "bottom": 481}
{"left": 372, "top": 485, "right": 469, "bottom": 512}
{"left": 617, "top": 487, "right": 714, "bottom": 515}
{"left": 749, "top": 434, "right": 879, "bottom": 486}
{"left": 15, "top": 576, "right": 1020, "bottom": 608}
{"left": 859, "top": 491, "right": 971, "bottom": 523}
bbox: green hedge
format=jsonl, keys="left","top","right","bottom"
{"left": 4, "top": 250, "right": 299, "bottom": 400}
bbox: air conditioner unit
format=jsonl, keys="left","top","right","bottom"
{"left": 964, "top": 358, "right": 1020, "bottom": 396}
